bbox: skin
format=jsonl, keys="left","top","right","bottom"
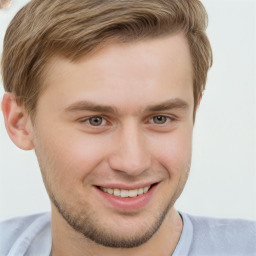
{"left": 2, "top": 33, "right": 195, "bottom": 256}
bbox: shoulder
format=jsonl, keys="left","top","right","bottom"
{"left": 0, "top": 212, "right": 51, "bottom": 255}
{"left": 183, "top": 212, "right": 256, "bottom": 256}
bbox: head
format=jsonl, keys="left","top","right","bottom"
{"left": 2, "top": 0, "right": 212, "bottom": 120}
{"left": 1, "top": 0, "right": 212, "bottom": 250}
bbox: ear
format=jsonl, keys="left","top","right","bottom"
{"left": 1, "top": 93, "right": 34, "bottom": 150}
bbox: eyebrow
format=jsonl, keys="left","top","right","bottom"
{"left": 146, "top": 98, "right": 189, "bottom": 112}
{"left": 64, "top": 101, "right": 118, "bottom": 114}
{"left": 64, "top": 98, "right": 189, "bottom": 114}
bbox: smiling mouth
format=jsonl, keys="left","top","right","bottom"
{"left": 99, "top": 185, "right": 152, "bottom": 198}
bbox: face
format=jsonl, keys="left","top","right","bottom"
{"left": 32, "top": 33, "right": 194, "bottom": 248}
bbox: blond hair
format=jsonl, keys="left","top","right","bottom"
{"left": 1, "top": 0, "right": 212, "bottom": 117}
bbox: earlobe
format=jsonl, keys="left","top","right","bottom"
{"left": 1, "top": 93, "right": 35, "bottom": 150}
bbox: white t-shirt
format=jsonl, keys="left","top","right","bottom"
{"left": 1, "top": 212, "right": 256, "bottom": 256}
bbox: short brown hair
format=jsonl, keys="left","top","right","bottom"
{"left": 1, "top": 0, "right": 212, "bottom": 118}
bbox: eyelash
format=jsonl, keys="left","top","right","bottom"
{"left": 148, "top": 115, "right": 173, "bottom": 125}
{"left": 81, "top": 116, "right": 107, "bottom": 127}
{"left": 80, "top": 115, "right": 174, "bottom": 127}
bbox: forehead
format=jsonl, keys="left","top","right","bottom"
{"left": 39, "top": 33, "right": 194, "bottom": 114}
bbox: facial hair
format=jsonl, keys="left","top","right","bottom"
{"left": 34, "top": 139, "right": 190, "bottom": 248}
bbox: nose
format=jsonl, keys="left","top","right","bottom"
{"left": 108, "top": 123, "right": 151, "bottom": 176}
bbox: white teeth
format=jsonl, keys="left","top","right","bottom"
{"left": 113, "top": 188, "right": 121, "bottom": 196}
{"left": 100, "top": 186, "right": 151, "bottom": 198}
{"left": 107, "top": 188, "right": 113, "bottom": 194}
{"left": 138, "top": 188, "right": 144, "bottom": 195}
{"left": 143, "top": 186, "right": 150, "bottom": 193}
{"left": 121, "top": 190, "right": 129, "bottom": 197}
{"left": 128, "top": 189, "right": 138, "bottom": 198}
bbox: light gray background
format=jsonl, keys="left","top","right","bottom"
{"left": 0, "top": 0, "right": 255, "bottom": 220}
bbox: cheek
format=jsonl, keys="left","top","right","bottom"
{"left": 34, "top": 128, "right": 109, "bottom": 180}
{"left": 151, "top": 128, "right": 192, "bottom": 175}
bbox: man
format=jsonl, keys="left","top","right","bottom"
{"left": 0, "top": 0, "right": 255, "bottom": 255}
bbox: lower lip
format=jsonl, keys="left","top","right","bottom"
{"left": 95, "top": 185, "right": 157, "bottom": 211}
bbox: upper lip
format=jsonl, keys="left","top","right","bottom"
{"left": 95, "top": 182, "right": 158, "bottom": 190}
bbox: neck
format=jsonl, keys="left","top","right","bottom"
{"left": 51, "top": 207, "right": 183, "bottom": 256}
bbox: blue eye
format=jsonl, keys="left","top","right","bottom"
{"left": 86, "top": 116, "right": 106, "bottom": 126}
{"left": 150, "top": 115, "right": 171, "bottom": 125}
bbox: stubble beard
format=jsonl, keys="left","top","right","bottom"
{"left": 46, "top": 166, "right": 190, "bottom": 249}
{"left": 50, "top": 190, "right": 174, "bottom": 248}
{"left": 35, "top": 145, "right": 191, "bottom": 249}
